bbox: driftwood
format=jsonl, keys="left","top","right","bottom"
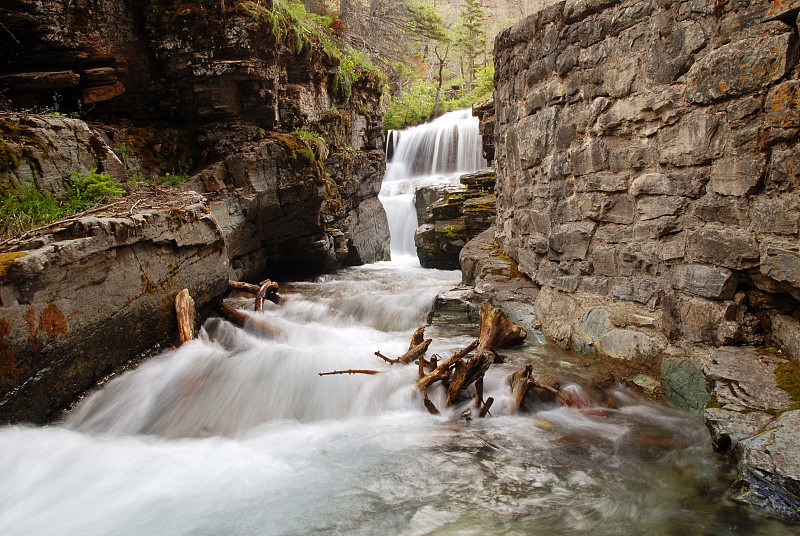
{"left": 415, "top": 339, "right": 479, "bottom": 390}
{"left": 509, "top": 364, "right": 573, "bottom": 412}
{"left": 318, "top": 369, "right": 380, "bottom": 376}
{"left": 175, "top": 289, "right": 196, "bottom": 344}
{"left": 217, "top": 302, "right": 282, "bottom": 338}
{"left": 255, "top": 280, "right": 280, "bottom": 311}
{"left": 374, "top": 351, "right": 400, "bottom": 365}
{"left": 409, "top": 325, "right": 427, "bottom": 350}
{"left": 398, "top": 339, "right": 432, "bottom": 364}
{"left": 228, "top": 279, "right": 282, "bottom": 309}
{"left": 478, "top": 397, "right": 494, "bottom": 418}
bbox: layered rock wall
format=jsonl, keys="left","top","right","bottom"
{"left": 0, "top": 0, "right": 390, "bottom": 422}
{"left": 493, "top": 0, "right": 800, "bottom": 409}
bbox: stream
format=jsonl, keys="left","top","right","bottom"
{"left": 0, "top": 111, "right": 794, "bottom": 535}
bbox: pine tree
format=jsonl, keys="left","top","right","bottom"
{"left": 455, "top": 0, "right": 487, "bottom": 88}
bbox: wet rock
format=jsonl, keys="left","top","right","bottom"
{"left": 703, "top": 346, "right": 800, "bottom": 522}
{"left": 661, "top": 356, "right": 709, "bottom": 412}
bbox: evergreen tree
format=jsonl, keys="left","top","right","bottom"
{"left": 455, "top": 0, "right": 487, "bottom": 88}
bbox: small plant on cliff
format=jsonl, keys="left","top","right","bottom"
{"left": 65, "top": 169, "right": 126, "bottom": 212}
{"left": 291, "top": 126, "right": 329, "bottom": 161}
{"left": 0, "top": 183, "right": 63, "bottom": 239}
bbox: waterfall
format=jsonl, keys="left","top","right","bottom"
{"left": 379, "top": 109, "right": 487, "bottom": 260}
{"left": 0, "top": 108, "right": 790, "bottom": 536}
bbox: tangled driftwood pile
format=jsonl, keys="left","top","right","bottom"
{"left": 176, "top": 284, "right": 580, "bottom": 418}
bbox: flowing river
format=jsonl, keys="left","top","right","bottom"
{"left": 0, "top": 111, "right": 794, "bottom": 535}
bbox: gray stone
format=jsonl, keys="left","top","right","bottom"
{"left": 688, "top": 228, "right": 760, "bottom": 270}
{"left": 752, "top": 197, "right": 800, "bottom": 235}
{"left": 661, "top": 356, "right": 709, "bottom": 412}
{"left": 771, "top": 315, "right": 800, "bottom": 361}
{"left": 761, "top": 246, "right": 800, "bottom": 289}
{"left": 429, "top": 287, "right": 483, "bottom": 325}
{"left": 611, "top": 277, "right": 661, "bottom": 310}
{"left": 710, "top": 154, "right": 766, "bottom": 196}
{"left": 685, "top": 34, "right": 796, "bottom": 104}
{"left": 597, "top": 328, "right": 666, "bottom": 363}
{"left": 680, "top": 297, "right": 740, "bottom": 345}
{"left": 577, "top": 308, "right": 612, "bottom": 339}
{"left": 518, "top": 107, "right": 558, "bottom": 167}
{"left": 765, "top": 79, "right": 800, "bottom": 129}
{"left": 657, "top": 111, "right": 723, "bottom": 166}
{"left": 536, "top": 261, "right": 581, "bottom": 293}
{"left": 734, "top": 410, "right": 800, "bottom": 523}
{"left": 671, "top": 264, "right": 738, "bottom": 300}
{"left": 693, "top": 195, "right": 750, "bottom": 225}
{"left": 703, "top": 347, "right": 791, "bottom": 412}
{"left": 636, "top": 195, "right": 688, "bottom": 220}
{"left": 579, "top": 193, "right": 635, "bottom": 224}
{"left": 548, "top": 221, "right": 596, "bottom": 260}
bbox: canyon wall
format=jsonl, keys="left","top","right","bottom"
{"left": 0, "top": 0, "right": 389, "bottom": 422}
{"left": 492, "top": 0, "right": 800, "bottom": 410}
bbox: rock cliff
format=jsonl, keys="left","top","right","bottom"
{"left": 492, "top": 0, "right": 800, "bottom": 410}
{"left": 0, "top": 0, "right": 390, "bottom": 422}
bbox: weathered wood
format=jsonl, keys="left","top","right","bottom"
{"left": 409, "top": 325, "right": 427, "bottom": 350}
{"left": 374, "top": 351, "right": 400, "bottom": 365}
{"left": 478, "top": 397, "right": 494, "bottom": 418}
{"left": 318, "top": 369, "right": 380, "bottom": 376}
{"left": 175, "top": 289, "right": 196, "bottom": 344}
{"left": 423, "top": 398, "right": 440, "bottom": 415}
{"left": 228, "top": 280, "right": 261, "bottom": 294}
{"left": 255, "top": 279, "right": 280, "bottom": 311}
{"left": 397, "top": 338, "right": 432, "bottom": 364}
{"left": 217, "top": 302, "right": 282, "bottom": 338}
{"left": 418, "top": 355, "right": 426, "bottom": 378}
{"left": 474, "top": 377, "right": 484, "bottom": 407}
{"left": 477, "top": 301, "right": 526, "bottom": 353}
{"left": 415, "top": 339, "right": 479, "bottom": 390}
{"left": 446, "top": 350, "right": 493, "bottom": 405}
{"left": 510, "top": 364, "right": 535, "bottom": 414}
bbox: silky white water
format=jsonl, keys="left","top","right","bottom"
{"left": 380, "top": 109, "right": 487, "bottom": 258}
{"left": 0, "top": 111, "right": 794, "bottom": 535}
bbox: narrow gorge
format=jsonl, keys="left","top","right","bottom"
{"left": 1, "top": 0, "right": 799, "bottom": 532}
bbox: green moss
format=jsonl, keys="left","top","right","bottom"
{"left": 775, "top": 359, "right": 800, "bottom": 411}
{"left": 437, "top": 224, "right": 466, "bottom": 240}
{"left": 0, "top": 251, "right": 27, "bottom": 280}
{"left": 706, "top": 392, "right": 723, "bottom": 409}
{"left": 0, "top": 118, "right": 48, "bottom": 173}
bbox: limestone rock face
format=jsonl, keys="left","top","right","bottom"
{"left": 0, "top": 203, "right": 230, "bottom": 424}
{"left": 703, "top": 347, "right": 800, "bottom": 522}
{"left": 493, "top": 0, "right": 800, "bottom": 409}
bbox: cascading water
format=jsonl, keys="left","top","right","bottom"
{"left": 379, "top": 109, "right": 486, "bottom": 260}
{"left": 0, "top": 112, "right": 794, "bottom": 536}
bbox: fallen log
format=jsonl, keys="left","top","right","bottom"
{"left": 228, "top": 279, "right": 282, "bottom": 308}
{"left": 318, "top": 369, "right": 380, "bottom": 376}
{"left": 446, "top": 350, "right": 493, "bottom": 405}
{"left": 175, "top": 289, "right": 196, "bottom": 344}
{"left": 510, "top": 365, "right": 535, "bottom": 414}
{"left": 217, "top": 302, "right": 282, "bottom": 338}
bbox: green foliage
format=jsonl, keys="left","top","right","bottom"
{"left": 455, "top": 0, "right": 487, "bottom": 85}
{"left": 383, "top": 63, "right": 494, "bottom": 131}
{"left": 0, "top": 169, "right": 126, "bottom": 239}
{"left": 291, "top": 126, "right": 329, "bottom": 161}
{"left": 65, "top": 169, "right": 126, "bottom": 212}
{"left": 408, "top": 2, "right": 449, "bottom": 43}
{"left": 160, "top": 172, "right": 191, "bottom": 186}
{"left": 239, "top": 0, "right": 385, "bottom": 98}
{"left": 0, "top": 183, "right": 64, "bottom": 239}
